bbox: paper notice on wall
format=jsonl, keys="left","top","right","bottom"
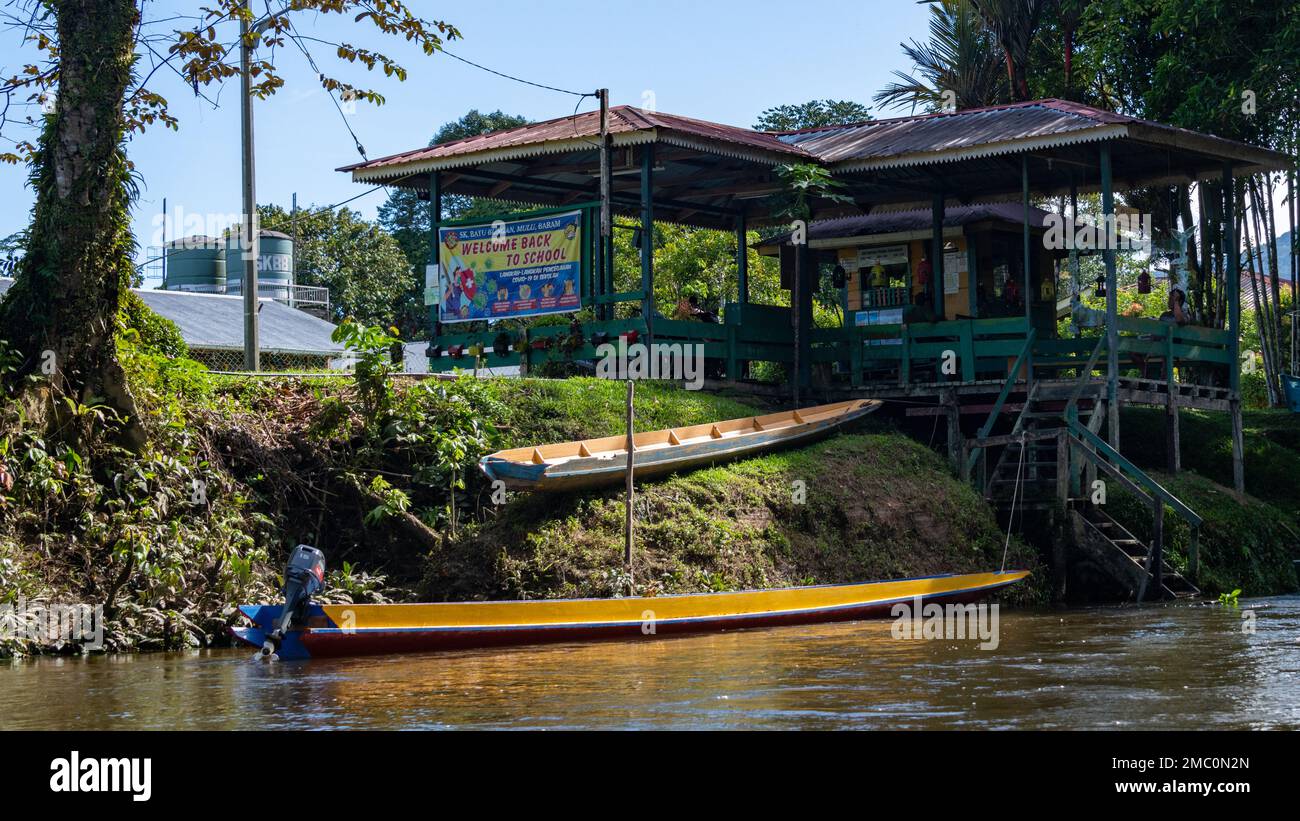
{"left": 858, "top": 244, "right": 909, "bottom": 269}
{"left": 424, "top": 264, "right": 439, "bottom": 306}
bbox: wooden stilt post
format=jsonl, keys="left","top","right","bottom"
{"left": 1100, "top": 144, "right": 1120, "bottom": 452}
{"left": 1151, "top": 498, "right": 1164, "bottom": 598}
{"left": 1022, "top": 155, "right": 1032, "bottom": 329}
{"left": 932, "top": 190, "right": 945, "bottom": 319}
{"left": 1166, "top": 332, "right": 1181, "bottom": 472}
{"left": 598, "top": 89, "right": 611, "bottom": 323}
{"left": 1231, "top": 397, "right": 1245, "bottom": 494}
{"left": 428, "top": 171, "right": 443, "bottom": 346}
{"left": 624, "top": 379, "right": 635, "bottom": 586}
{"left": 1224, "top": 163, "right": 1245, "bottom": 493}
{"left": 943, "top": 389, "right": 960, "bottom": 471}
{"left": 640, "top": 143, "right": 655, "bottom": 344}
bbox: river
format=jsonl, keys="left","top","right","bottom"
{"left": 2, "top": 597, "right": 1297, "bottom": 730}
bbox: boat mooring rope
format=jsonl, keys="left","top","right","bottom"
{"left": 1000, "top": 430, "right": 1028, "bottom": 573}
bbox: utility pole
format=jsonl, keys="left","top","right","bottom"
{"left": 290, "top": 191, "right": 298, "bottom": 309}
{"left": 240, "top": 3, "right": 260, "bottom": 372}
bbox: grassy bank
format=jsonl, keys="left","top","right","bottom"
{"left": 1108, "top": 470, "right": 1299, "bottom": 596}
{"left": 0, "top": 357, "right": 1044, "bottom": 656}
{"left": 1111, "top": 407, "right": 1300, "bottom": 596}
{"left": 1120, "top": 406, "right": 1300, "bottom": 522}
{"left": 424, "top": 430, "right": 1044, "bottom": 605}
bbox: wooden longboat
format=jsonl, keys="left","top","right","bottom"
{"left": 232, "top": 570, "right": 1029, "bottom": 660}
{"left": 478, "top": 399, "right": 881, "bottom": 492}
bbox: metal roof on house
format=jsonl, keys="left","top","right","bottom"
{"left": 0, "top": 278, "right": 343, "bottom": 356}
{"left": 339, "top": 105, "right": 813, "bottom": 180}
{"left": 758, "top": 202, "right": 1057, "bottom": 248}
{"left": 778, "top": 99, "right": 1287, "bottom": 172}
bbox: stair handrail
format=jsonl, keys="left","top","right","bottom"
{"left": 965, "top": 327, "right": 1037, "bottom": 476}
{"left": 1066, "top": 418, "right": 1202, "bottom": 528}
{"left": 1064, "top": 335, "right": 1107, "bottom": 424}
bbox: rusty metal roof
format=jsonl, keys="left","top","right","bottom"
{"left": 778, "top": 99, "right": 1287, "bottom": 172}
{"left": 341, "top": 105, "right": 812, "bottom": 179}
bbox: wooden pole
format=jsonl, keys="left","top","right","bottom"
{"left": 1101, "top": 144, "right": 1120, "bottom": 451}
{"left": 1151, "top": 499, "right": 1164, "bottom": 597}
{"left": 1022, "top": 155, "right": 1032, "bottom": 328}
{"left": 641, "top": 143, "right": 655, "bottom": 343}
{"left": 1225, "top": 163, "right": 1245, "bottom": 493}
{"left": 624, "top": 379, "right": 635, "bottom": 581}
{"left": 792, "top": 243, "right": 802, "bottom": 409}
{"left": 736, "top": 213, "right": 749, "bottom": 305}
{"left": 598, "top": 89, "right": 611, "bottom": 323}
{"left": 932, "top": 190, "right": 945, "bottom": 318}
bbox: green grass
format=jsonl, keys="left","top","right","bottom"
{"left": 421, "top": 431, "right": 1045, "bottom": 605}
{"left": 1108, "top": 470, "right": 1299, "bottom": 596}
{"left": 481, "top": 377, "right": 768, "bottom": 448}
{"left": 1120, "top": 406, "right": 1300, "bottom": 522}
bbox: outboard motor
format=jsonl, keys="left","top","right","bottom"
{"left": 259, "top": 545, "right": 326, "bottom": 660}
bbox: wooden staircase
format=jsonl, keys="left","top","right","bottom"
{"left": 982, "top": 385, "right": 1103, "bottom": 509}
{"left": 1079, "top": 506, "right": 1200, "bottom": 599}
{"left": 969, "top": 377, "right": 1200, "bottom": 602}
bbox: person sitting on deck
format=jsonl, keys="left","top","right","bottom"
{"left": 675, "top": 294, "right": 719, "bottom": 323}
{"left": 1160, "top": 286, "right": 1191, "bottom": 325}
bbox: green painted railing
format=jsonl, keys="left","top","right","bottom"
{"left": 1067, "top": 418, "right": 1202, "bottom": 528}
{"left": 964, "top": 328, "right": 1037, "bottom": 477}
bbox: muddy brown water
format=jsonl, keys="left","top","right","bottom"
{"left": 2, "top": 597, "right": 1297, "bottom": 730}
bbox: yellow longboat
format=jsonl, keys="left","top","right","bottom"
{"left": 234, "top": 570, "right": 1030, "bottom": 660}
{"left": 479, "top": 398, "right": 881, "bottom": 492}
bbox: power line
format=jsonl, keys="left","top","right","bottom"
{"left": 439, "top": 48, "right": 594, "bottom": 98}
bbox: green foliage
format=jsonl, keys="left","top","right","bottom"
{"left": 752, "top": 100, "right": 873, "bottom": 131}
{"left": 1107, "top": 469, "right": 1298, "bottom": 597}
{"left": 118, "top": 290, "right": 188, "bottom": 358}
{"left": 875, "top": 0, "right": 1009, "bottom": 111}
{"left": 770, "top": 163, "right": 852, "bottom": 222}
{"left": 258, "top": 204, "right": 410, "bottom": 327}
{"left": 331, "top": 318, "right": 401, "bottom": 422}
{"left": 1218, "top": 588, "right": 1242, "bottom": 608}
{"left": 362, "top": 474, "right": 411, "bottom": 525}
{"left": 0, "top": 348, "right": 275, "bottom": 656}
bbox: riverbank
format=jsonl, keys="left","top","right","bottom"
{"left": 3, "top": 338, "right": 1295, "bottom": 656}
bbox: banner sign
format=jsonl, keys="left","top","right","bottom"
{"left": 437, "top": 210, "right": 582, "bottom": 323}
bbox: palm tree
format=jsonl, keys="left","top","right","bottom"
{"left": 874, "top": 0, "right": 1009, "bottom": 112}
{"left": 969, "top": 0, "right": 1051, "bottom": 101}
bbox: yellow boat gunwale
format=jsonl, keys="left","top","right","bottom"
{"left": 320, "top": 570, "right": 1030, "bottom": 631}
{"left": 483, "top": 398, "right": 880, "bottom": 469}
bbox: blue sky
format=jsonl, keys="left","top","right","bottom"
{"left": 0, "top": 0, "right": 933, "bottom": 284}
{"left": 0, "top": 1, "right": 1289, "bottom": 286}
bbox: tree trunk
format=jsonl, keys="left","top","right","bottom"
{"left": 0, "top": 0, "right": 144, "bottom": 447}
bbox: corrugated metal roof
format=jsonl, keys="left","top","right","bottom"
{"left": 341, "top": 105, "right": 812, "bottom": 177}
{"left": 343, "top": 98, "right": 1288, "bottom": 183}
{"left": 781, "top": 100, "right": 1117, "bottom": 166}
{"left": 0, "top": 278, "right": 343, "bottom": 355}
{"left": 757, "top": 202, "right": 1055, "bottom": 247}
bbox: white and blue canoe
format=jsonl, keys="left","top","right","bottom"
{"left": 479, "top": 399, "right": 880, "bottom": 492}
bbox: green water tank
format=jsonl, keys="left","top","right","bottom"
{"left": 163, "top": 237, "right": 226, "bottom": 292}
{"left": 225, "top": 230, "right": 294, "bottom": 301}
